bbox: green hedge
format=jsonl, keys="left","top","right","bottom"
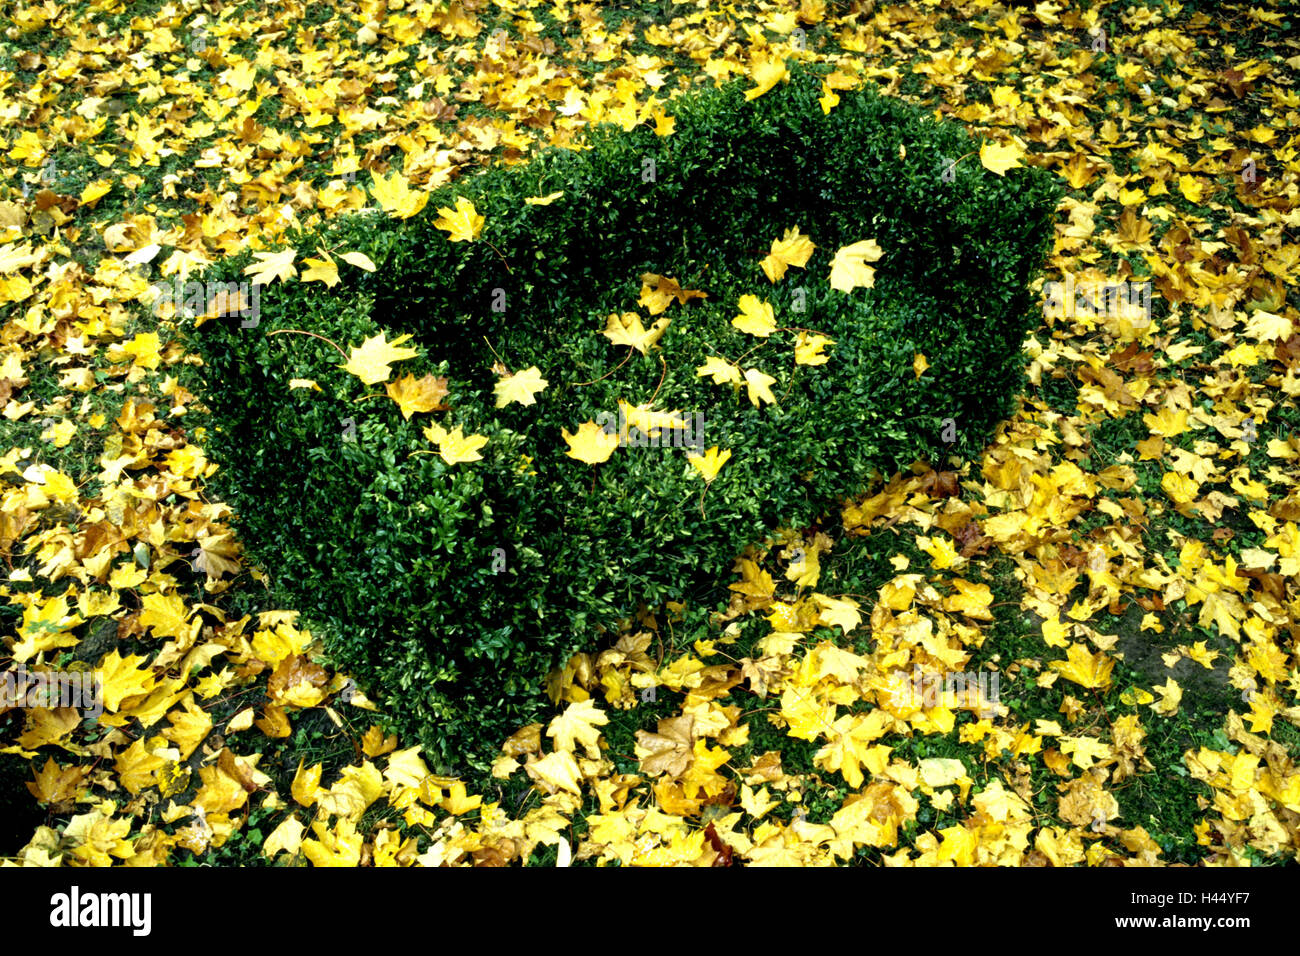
{"left": 184, "top": 63, "right": 1060, "bottom": 771}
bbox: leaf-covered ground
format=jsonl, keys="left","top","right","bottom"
{"left": 1, "top": 0, "right": 1298, "bottom": 866}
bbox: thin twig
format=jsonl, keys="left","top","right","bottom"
{"left": 573, "top": 350, "right": 631, "bottom": 387}
{"left": 266, "top": 328, "right": 349, "bottom": 361}
{"left": 649, "top": 354, "right": 668, "bottom": 404}
{"left": 483, "top": 239, "right": 513, "bottom": 274}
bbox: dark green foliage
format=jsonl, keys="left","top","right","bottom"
{"left": 185, "top": 63, "right": 1060, "bottom": 771}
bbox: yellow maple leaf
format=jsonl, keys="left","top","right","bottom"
{"left": 696, "top": 355, "right": 742, "bottom": 386}
{"left": 1049, "top": 642, "right": 1114, "bottom": 690}
{"left": 761, "top": 226, "right": 815, "bottom": 282}
{"left": 370, "top": 169, "right": 430, "bottom": 220}
{"left": 794, "top": 332, "right": 834, "bottom": 366}
{"left": 918, "top": 534, "right": 959, "bottom": 570}
{"left": 913, "top": 352, "right": 929, "bottom": 378}
{"left": 732, "top": 294, "right": 777, "bottom": 337}
{"left": 138, "top": 592, "right": 195, "bottom": 641}
{"left": 1151, "top": 677, "right": 1182, "bottom": 715}
{"left": 1177, "top": 174, "right": 1205, "bottom": 204}
{"left": 1184, "top": 640, "right": 1221, "bottom": 670}
{"left": 828, "top": 239, "right": 883, "bottom": 293}
{"left": 494, "top": 366, "right": 548, "bottom": 407}
{"left": 301, "top": 251, "right": 340, "bottom": 287}
{"left": 341, "top": 332, "right": 419, "bottom": 385}
{"left": 79, "top": 179, "right": 113, "bottom": 206}
{"left": 1161, "top": 471, "right": 1200, "bottom": 507}
{"left": 743, "top": 367, "right": 778, "bottom": 407}
{"left": 386, "top": 373, "right": 449, "bottom": 418}
{"left": 421, "top": 423, "right": 488, "bottom": 465}
{"left": 979, "top": 140, "right": 1024, "bottom": 176}
{"left": 812, "top": 594, "right": 861, "bottom": 634}
{"left": 292, "top": 760, "right": 322, "bottom": 807}
{"left": 687, "top": 445, "right": 732, "bottom": 482}
{"left": 524, "top": 750, "right": 583, "bottom": 795}
{"left": 562, "top": 420, "right": 620, "bottom": 465}
{"left": 547, "top": 699, "right": 609, "bottom": 759}
{"left": 11, "top": 593, "right": 83, "bottom": 663}
{"left": 263, "top": 816, "right": 305, "bottom": 858}
{"left": 603, "top": 311, "right": 669, "bottom": 354}
{"left": 744, "top": 54, "right": 789, "bottom": 101}
{"left": 779, "top": 687, "right": 837, "bottom": 741}
{"left": 1245, "top": 310, "right": 1293, "bottom": 342}
{"left": 943, "top": 579, "right": 993, "bottom": 620}
{"left": 340, "top": 251, "right": 376, "bottom": 271}
{"left": 1143, "top": 407, "right": 1189, "bottom": 437}
{"left": 740, "top": 783, "right": 779, "bottom": 819}
{"left": 242, "top": 248, "right": 297, "bottom": 285}
{"left": 301, "top": 817, "right": 363, "bottom": 866}
{"left": 432, "top": 195, "right": 483, "bottom": 240}
{"left": 99, "top": 649, "right": 158, "bottom": 712}
{"left": 637, "top": 273, "right": 707, "bottom": 315}
{"left": 619, "top": 400, "right": 687, "bottom": 438}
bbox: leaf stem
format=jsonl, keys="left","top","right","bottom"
{"left": 266, "top": 328, "right": 349, "bottom": 361}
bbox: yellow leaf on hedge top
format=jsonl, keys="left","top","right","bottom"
{"left": 828, "top": 239, "right": 883, "bottom": 293}
{"left": 761, "top": 226, "right": 815, "bottom": 282}
{"left": 1048, "top": 642, "right": 1114, "bottom": 690}
{"left": 794, "top": 332, "right": 834, "bottom": 366}
{"left": 562, "top": 420, "right": 620, "bottom": 465}
{"left": 524, "top": 191, "right": 564, "bottom": 206}
{"left": 743, "top": 367, "right": 778, "bottom": 407}
{"left": 288, "top": 378, "right": 321, "bottom": 392}
{"left": 341, "top": 332, "right": 419, "bottom": 385}
{"left": 432, "top": 195, "right": 483, "bottom": 239}
{"left": 979, "top": 140, "right": 1023, "bottom": 176}
{"left": 242, "top": 248, "right": 297, "bottom": 285}
{"left": 386, "top": 373, "right": 449, "bottom": 418}
{"left": 732, "top": 294, "right": 777, "bottom": 337}
{"left": 340, "top": 251, "right": 376, "bottom": 271}
{"left": 687, "top": 445, "right": 731, "bottom": 482}
{"left": 913, "top": 352, "right": 929, "bottom": 378}
{"left": 638, "top": 273, "right": 707, "bottom": 315}
{"left": 422, "top": 423, "right": 488, "bottom": 465}
{"left": 603, "top": 311, "right": 669, "bottom": 354}
{"left": 696, "top": 356, "right": 742, "bottom": 386}
{"left": 494, "top": 366, "right": 548, "bottom": 407}
{"left": 301, "top": 252, "right": 340, "bottom": 287}
{"left": 370, "top": 169, "right": 430, "bottom": 221}
{"left": 619, "top": 399, "right": 688, "bottom": 436}
{"left": 744, "top": 54, "right": 788, "bottom": 101}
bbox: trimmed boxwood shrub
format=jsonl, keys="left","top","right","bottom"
{"left": 184, "top": 63, "right": 1060, "bottom": 771}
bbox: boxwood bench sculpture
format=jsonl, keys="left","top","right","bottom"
{"left": 187, "top": 64, "right": 1060, "bottom": 770}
